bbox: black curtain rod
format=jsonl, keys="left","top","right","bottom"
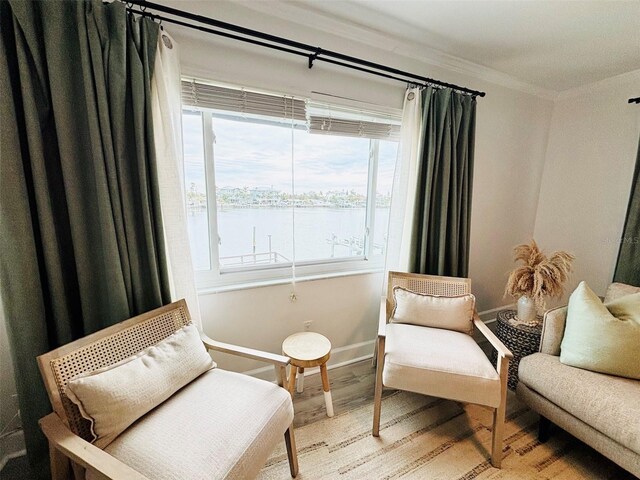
{"left": 629, "top": 97, "right": 640, "bottom": 104}
{"left": 124, "top": 0, "right": 486, "bottom": 98}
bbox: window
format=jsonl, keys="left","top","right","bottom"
{"left": 181, "top": 80, "right": 400, "bottom": 289}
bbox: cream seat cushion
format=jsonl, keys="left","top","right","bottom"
{"left": 519, "top": 353, "right": 640, "bottom": 455}
{"left": 383, "top": 323, "right": 501, "bottom": 408}
{"left": 86, "top": 368, "right": 294, "bottom": 480}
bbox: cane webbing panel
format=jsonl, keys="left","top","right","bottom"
{"left": 48, "top": 306, "right": 191, "bottom": 442}
{"left": 387, "top": 272, "right": 471, "bottom": 306}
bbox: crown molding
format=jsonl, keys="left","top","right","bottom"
{"left": 240, "top": 1, "right": 559, "bottom": 101}
{"left": 555, "top": 69, "right": 640, "bottom": 101}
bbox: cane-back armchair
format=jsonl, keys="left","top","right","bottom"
{"left": 373, "top": 272, "right": 513, "bottom": 468}
{"left": 37, "top": 299, "right": 298, "bottom": 479}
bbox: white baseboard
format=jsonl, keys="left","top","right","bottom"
{"left": 477, "top": 304, "right": 515, "bottom": 324}
{"left": 0, "top": 430, "right": 26, "bottom": 472}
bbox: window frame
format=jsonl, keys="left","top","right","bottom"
{"left": 185, "top": 107, "right": 397, "bottom": 291}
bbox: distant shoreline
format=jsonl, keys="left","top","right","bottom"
{"left": 187, "top": 204, "right": 390, "bottom": 211}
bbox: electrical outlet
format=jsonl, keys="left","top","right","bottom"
{"left": 303, "top": 321, "right": 312, "bottom": 331}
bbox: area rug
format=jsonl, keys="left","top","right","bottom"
{"left": 258, "top": 391, "right": 633, "bottom": 479}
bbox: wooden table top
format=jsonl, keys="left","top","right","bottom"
{"left": 282, "top": 332, "right": 331, "bottom": 367}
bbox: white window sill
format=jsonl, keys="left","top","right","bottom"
{"left": 196, "top": 267, "right": 384, "bottom": 296}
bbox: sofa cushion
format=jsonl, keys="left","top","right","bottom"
{"left": 390, "top": 286, "right": 475, "bottom": 334}
{"left": 86, "top": 368, "right": 293, "bottom": 480}
{"left": 66, "top": 323, "right": 215, "bottom": 448}
{"left": 519, "top": 353, "right": 640, "bottom": 455}
{"left": 383, "top": 323, "right": 500, "bottom": 407}
{"left": 560, "top": 281, "right": 640, "bottom": 379}
{"left": 604, "top": 282, "right": 640, "bottom": 303}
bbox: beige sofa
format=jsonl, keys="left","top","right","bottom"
{"left": 517, "top": 282, "right": 640, "bottom": 477}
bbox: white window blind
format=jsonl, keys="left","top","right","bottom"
{"left": 308, "top": 115, "right": 401, "bottom": 141}
{"left": 181, "top": 80, "right": 307, "bottom": 122}
{"left": 307, "top": 101, "right": 401, "bottom": 141}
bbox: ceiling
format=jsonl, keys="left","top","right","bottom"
{"left": 238, "top": 0, "right": 640, "bottom": 93}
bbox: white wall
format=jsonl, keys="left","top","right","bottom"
{"left": 166, "top": 1, "right": 554, "bottom": 374}
{"left": 199, "top": 273, "right": 383, "bottom": 378}
{"left": 534, "top": 71, "right": 640, "bottom": 303}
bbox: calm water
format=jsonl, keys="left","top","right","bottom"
{"left": 188, "top": 207, "right": 390, "bottom": 270}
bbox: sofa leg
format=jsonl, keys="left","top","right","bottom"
{"left": 538, "top": 415, "right": 552, "bottom": 443}
{"left": 284, "top": 425, "right": 299, "bottom": 478}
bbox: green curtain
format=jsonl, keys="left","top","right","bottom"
{"left": 409, "top": 87, "right": 477, "bottom": 277}
{"left": 0, "top": 1, "right": 170, "bottom": 477}
{"left": 613, "top": 137, "right": 640, "bottom": 286}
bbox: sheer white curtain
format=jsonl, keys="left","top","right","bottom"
{"left": 151, "top": 31, "right": 202, "bottom": 328}
{"left": 384, "top": 87, "right": 423, "bottom": 283}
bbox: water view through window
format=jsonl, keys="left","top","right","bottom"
{"left": 183, "top": 110, "right": 398, "bottom": 275}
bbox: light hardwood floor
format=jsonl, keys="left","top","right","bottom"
{"left": 290, "top": 358, "right": 394, "bottom": 428}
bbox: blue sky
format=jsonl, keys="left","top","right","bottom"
{"left": 182, "top": 112, "right": 397, "bottom": 196}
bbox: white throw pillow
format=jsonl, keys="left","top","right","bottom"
{"left": 390, "top": 286, "right": 475, "bottom": 334}
{"left": 66, "top": 323, "right": 215, "bottom": 448}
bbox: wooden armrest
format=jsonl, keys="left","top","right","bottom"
{"left": 39, "top": 413, "right": 150, "bottom": 480}
{"left": 473, "top": 315, "right": 513, "bottom": 359}
{"left": 378, "top": 297, "right": 389, "bottom": 337}
{"left": 201, "top": 334, "right": 290, "bottom": 367}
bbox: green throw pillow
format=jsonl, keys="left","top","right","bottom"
{"left": 560, "top": 281, "right": 640, "bottom": 379}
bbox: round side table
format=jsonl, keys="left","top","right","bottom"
{"left": 491, "top": 310, "right": 542, "bottom": 391}
{"left": 282, "top": 332, "right": 334, "bottom": 417}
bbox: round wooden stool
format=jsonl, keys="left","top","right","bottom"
{"left": 282, "top": 332, "right": 334, "bottom": 417}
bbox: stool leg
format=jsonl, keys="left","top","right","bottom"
{"left": 296, "top": 367, "right": 305, "bottom": 393}
{"left": 287, "top": 365, "right": 297, "bottom": 396}
{"left": 320, "top": 363, "right": 334, "bottom": 417}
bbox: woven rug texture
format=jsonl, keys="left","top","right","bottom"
{"left": 258, "top": 391, "right": 634, "bottom": 480}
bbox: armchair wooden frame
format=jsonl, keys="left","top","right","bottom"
{"left": 372, "top": 272, "right": 513, "bottom": 468}
{"left": 37, "top": 299, "right": 298, "bottom": 480}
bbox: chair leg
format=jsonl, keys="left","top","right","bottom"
{"left": 49, "top": 441, "right": 70, "bottom": 480}
{"left": 491, "top": 354, "right": 510, "bottom": 468}
{"left": 320, "top": 364, "right": 334, "bottom": 417}
{"left": 284, "top": 425, "right": 299, "bottom": 478}
{"left": 491, "top": 405, "right": 506, "bottom": 468}
{"left": 71, "top": 461, "right": 85, "bottom": 480}
{"left": 538, "top": 415, "right": 552, "bottom": 443}
{"left": 372, "top": 336, "right": 385, "bottom": 437}
{"left": 287, "top": 365, "right": 297, "bottom": 396}
{"left": 296, "top": 367, "right": 305, "bottom": 393}
{"left": 371, "top": 340, "right": 378, "bottom": 368}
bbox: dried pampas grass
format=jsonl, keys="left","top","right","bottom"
{"left": 505, "top": 240, "right": 575, "bottom": 309}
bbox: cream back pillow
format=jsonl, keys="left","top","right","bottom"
{"left": 66, "top": 323, "right": 215, "bottom": 448}
{"left": 390, "top": 286, "right": 475, "bottom": 334}
{"left": 560, "top": 281, "right": 640, "bottom": 380}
